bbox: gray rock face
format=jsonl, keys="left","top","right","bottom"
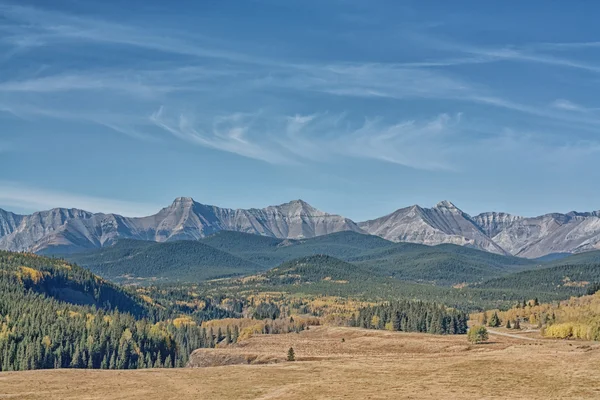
{"left": 472, "top": 212, "right": 524, "bottom": 238}
{"left": 0, "top": 209, "right": 23, "bottom": 237}
{"left": 1, "top": 198, "right": 600, "bottom": 258}
{"left": 360, "top": 202, "right": 600, "bottom": 258}
{"left": 0, "top": 198, "right": 362, "bottom": 253}
{"left": 359, "top": 201, "right": 508, "bottom": 255}
{"left": 476, "top": 211, "right": 600, "bottom": 258}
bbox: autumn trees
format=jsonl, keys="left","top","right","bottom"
{"left": 467, "top": 326, "right": 489, "bottom": 344}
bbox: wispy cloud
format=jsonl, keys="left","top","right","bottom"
{"left": 0, "top": 181, "right": 161, "bottom": 216}
{"left": 0, "top": 3, "right": 279, "bottom": 66}
{"left": 150, "top": 108, "right": 600, "bottom": 172}
{"left": 551, "top": 99, "right": 600, "bottom": 113}
{"left": 150, "top": 106, "right": 295, "bottom": 164}
{"left": 2, "top": 2, "right": 600, "bottom": 173}
{"left": 150, "top": 107, "right": 463, "bottom": 169}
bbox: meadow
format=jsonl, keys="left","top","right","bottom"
{"left": 2, "top": 326, "right": 599, "bottom": 400}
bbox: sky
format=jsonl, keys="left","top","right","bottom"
{"left": 1, "top": 0, "right": 600, "bottom": 220}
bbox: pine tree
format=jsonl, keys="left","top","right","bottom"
{"left": 233, "top": 325, "right": 239, "bottom": 344}
{"left": 225, "top": 326, "right": 232, "bottom": 345}
{"left": 506, "top": 320, "right": 511, "bottom": 329}
{"left": 488, "top": 312, "right": 501, "bottom": 327}
{"left": 287, "top": 347, "right": 295, "bottom": 362}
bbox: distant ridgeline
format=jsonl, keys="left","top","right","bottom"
{"left": 354, "top": 301, "right": 468, "bottom": 335}
{"left": 0, "top": 251, "right": 248, "bottom": 371}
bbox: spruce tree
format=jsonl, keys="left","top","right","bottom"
{"left": 225, "top": 326, "right": 232, "bottom": 345}
{"left": 488, "top": 312, "right": 501, "bottom": 327}
{"left": 233, "top": 325, "right": 239, "bottom": 343}
{"left": 287, "top": 347, "right": 295, "bottom": 362}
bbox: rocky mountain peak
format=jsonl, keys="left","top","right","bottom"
{"left": 2, "top": 199, "right": 600, "bottom": 258}
{"left": 434, "top": 200, "right": 461, "bottom": 213}
{"left": 270, "top": 199, "right": 321, "bottom": 216}
{"left": 171, "top": 197, "right": 196, "bottom": 206}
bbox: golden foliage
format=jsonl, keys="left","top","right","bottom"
{"left": 172, "top": 316, "right": 196, "bottom": 328}
{"left": 17, "top": 266, "right": 45, "bottom": 284}
{"left": 140, "top": 295, "right": 155, "bottom": 305}
{"left": 474, "top": 292, "right": 600, "bottom": 341}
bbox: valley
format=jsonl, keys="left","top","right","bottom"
{"left": 3, "top": 1, "right": 599, "bottom": 398}
{"left": 2, "top": 326, "right": 600, "bottom": 400}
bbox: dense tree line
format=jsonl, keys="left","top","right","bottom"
{"left": 354, "top": 301, "right": 468, "bottom": 335}
{"left": 63, "top": 239, "right": 264, "bottom": 283}
{"left": 0, "top": 252, "right": 240, "bottom": 371}
{"left": 475, "top": 264, "right": 600, "bottom": 295}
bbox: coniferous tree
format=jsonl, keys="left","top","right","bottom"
{"left": 225, "top": 326, "right": 232, "bottom": 345}
{"left": 287, "top": 347, "right": 295, "bottom": 362}
{"left": 232, "top": 325, "right": 239, "bottom": 344}
{"left": 488, "top": 312, "right": 501, "bottom": 328}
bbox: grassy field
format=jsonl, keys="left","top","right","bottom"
{"left": 2, "top": 326, "right": 600, "bottom": 399}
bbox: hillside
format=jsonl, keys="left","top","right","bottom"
{"left": 64, "top": 239, "right": 264, "bottom": 283}
{"left": 0, "top": 251, "right": 214, "bottom": 371}
{"left": 202, "top": 230, "right": 537, "bottom": 285}
{"left": 475, "top": 263, "right": 600, "bottom": 295}
{"left": 264, "top": 254, "right": 373, "bottom": 284}
{"left": 62, "top": 231, "right": 539, "bottom": 286}
{"left": 0, "top": 251, "right": 147, "bottom": 315}
{"left": 348, "top": 242, "right": 535, "bottom": 285}
{"left": 201, "top": 230, "right": 395, "bottom": 267}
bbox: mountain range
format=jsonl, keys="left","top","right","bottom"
{"left": 1, "top": 197, "right": 599, "bottom": 258}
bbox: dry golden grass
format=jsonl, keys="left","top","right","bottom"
{"left": 2, "top": 326, "right": 600, "bottom": 400}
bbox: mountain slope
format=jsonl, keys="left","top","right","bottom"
{"left": 474, "top": 211, "right": 600, "bottom": 258}
{"left": 201, "top": 230, "right": 395, "bottom": 267}
{"left": 359, "top": 201, "right": 507, "bottom": 255}
{"left": 0, "top": 250, "right": 147, "bottom": 315}
{"left": 63, "top": 239, "right": 264, "bottom": 282}
{"left": 3, "top": 198, "right": 600, "bottom": 258}
{"left": 0, "top": 198, "right": 362, "bottom": 253}
{"left": 348, "top": 242, "right": 535, "bottom": 285}
{"left": 62, "top": 231, "right": 539, "bottom": 286}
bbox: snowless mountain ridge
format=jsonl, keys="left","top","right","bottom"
{"left": 0, "top": 197, "right": 599, "bottom": 258}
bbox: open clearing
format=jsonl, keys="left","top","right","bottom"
{"left": 2, "top": 326, "right": 600, "bottom": 400}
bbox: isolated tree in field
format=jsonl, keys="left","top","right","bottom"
{"left": 467, "top": 326, "right": 489, "bottom": 344}
{"left": 287, "top": 347, "right": 296, "bottom": 361}
{"left": 506, "top": 320, "right": 511, "bottom": 329}
{"left": 513, "top": 319, "right": 521, "bottom": 330}
{"left": 225, "top": 326, "right": 232, "bottom": 344}
{"left": 488, "top": 312, "right": 501, "bottom": 327}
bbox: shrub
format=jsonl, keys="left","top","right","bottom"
{"left": 467, "top": 325, "right": 489, "bottom": 344}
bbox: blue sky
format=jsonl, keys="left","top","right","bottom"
{"left": 1, "top": 0, "right": 600, "bottom": 220}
